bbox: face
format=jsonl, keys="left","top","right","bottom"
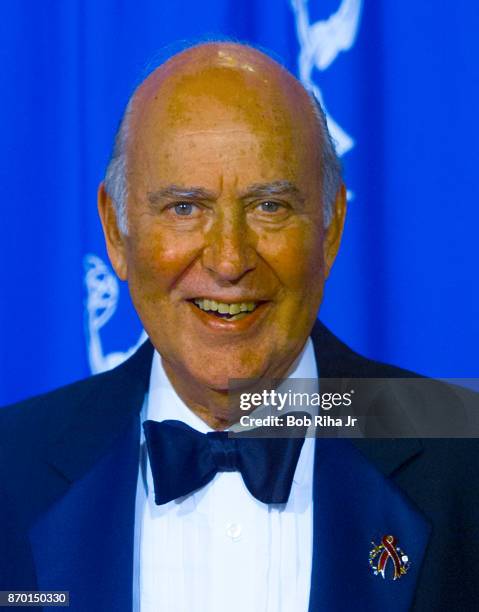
{"left": 100, "top": 52, "right": 345, "bottom": 398}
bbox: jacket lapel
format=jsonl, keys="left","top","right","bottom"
{"left": 29, "top": 417, "right": 140, "bottom": 612}
{"left": 308, "top": 321, "right": 431, "bottom": 610}
{"left": 309, "top": 438, "right": 430, "bottom": 611}
{"left": 28, "top": 340, "right": 153, "bottom": 611}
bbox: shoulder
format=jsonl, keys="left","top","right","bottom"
{"left": 311, "top": 320, "right": 417, "bottom": 378}
{"left": 311, "top": 322, "right": 479, "bottom": 495}
{"left": 0, "top": 371, "right": 116, "bottom": 510}
{"left": 0, "top": 338, "right": 154, "bottom": 462}
{"left": 0, "top": 340, "right": 153, "bottom": 526}
{"left": 0, "top": 370, "right": 115, "bottom": 450}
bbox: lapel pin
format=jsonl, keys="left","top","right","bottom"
{"left": 369, "top": 535, "right": 410, "bottom": 580}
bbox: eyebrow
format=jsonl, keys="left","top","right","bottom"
{"left": 148, "top": 185, "right": 217, "bottom": 204}
{"left": 239, "top": 180, "right": 304, "bottom": 203}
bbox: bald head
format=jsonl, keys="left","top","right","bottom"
{"left": 104, "top": 42, "right": 341, "bottom": 233}
{"left": 131, "top": 43, "right": 317, "bottom": 133}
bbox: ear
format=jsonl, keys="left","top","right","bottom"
{"left": 323, "top": 183, "right": 347, "bottom": 279}
{"left": 97, "top": 182, "right": 128, "bottom": 280}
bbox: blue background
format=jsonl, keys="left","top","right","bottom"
{"left": 1, "top": 0, "right": 478, "bottom": 405}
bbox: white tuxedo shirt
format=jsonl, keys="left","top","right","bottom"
{"left": 133, "top": 338, "right": 318, "bottom": 612}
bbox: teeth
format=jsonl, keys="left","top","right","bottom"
{"left": 193, "top": 299, "right": 259, "bottom": 315}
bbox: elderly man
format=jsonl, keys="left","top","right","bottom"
{"left": 1, "top": 42, "right": 478, "bottom": 612}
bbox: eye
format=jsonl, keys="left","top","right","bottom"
{"left": 258, "top": 200, "right": 282, "bottom": 213}
{"left": 172, "top": 202, "right": 196, "bottom": 216}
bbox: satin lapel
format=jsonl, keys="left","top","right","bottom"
{"left": 29, "top": 415, "right": 140, "bottom": 612}
{"left": 308, "top": 439, "right": 430, "bottom": 612}
{"left": 27, "top": 340, "right": 153, "bottom": 611}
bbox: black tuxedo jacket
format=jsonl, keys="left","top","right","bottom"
{"left": 1, "top": 321, "right": 478, "bottom": 611}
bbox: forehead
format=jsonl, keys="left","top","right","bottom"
{"left": 126, "top": 47, "right": 322, "bottom": 191}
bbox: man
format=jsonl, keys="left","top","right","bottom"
{"left": 1, "top": 42, "right": 478, "bottom": 611}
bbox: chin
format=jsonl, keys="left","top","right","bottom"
{"left": 190, "top": 362, "right": 269, "bottom": 392}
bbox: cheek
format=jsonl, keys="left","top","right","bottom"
{"left": 126, "top": 228, "right": 203, "bottom": 294}
{"left": 257, "top": 224, "right": 324, "bottom": 292}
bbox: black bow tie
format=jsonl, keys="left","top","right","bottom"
{"left": 143, "top": 419, "right": 306, "bottom": 505}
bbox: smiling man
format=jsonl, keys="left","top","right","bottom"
{"left": 98, "top": 43, "right": 345, "bottom": 429}
{"left": 1, "top": 42, "right": 479, "bottom": 612}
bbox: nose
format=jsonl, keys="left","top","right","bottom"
{"left": 202, "top": 210, "right": 256, "bottom": 282}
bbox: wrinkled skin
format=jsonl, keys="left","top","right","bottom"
{"left": 99, "top": 43, "right": 346, "bottom": 428}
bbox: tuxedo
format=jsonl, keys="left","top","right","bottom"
{"left": 1, "top": 321, "right": 478, "bottom": 611}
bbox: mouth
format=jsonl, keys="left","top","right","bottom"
{"left": 189, "top": 298, "right": 264, "bottom": 321}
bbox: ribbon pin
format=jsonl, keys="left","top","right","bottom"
{"left": 369, "top": 535, "right": 410, "bottom": 580}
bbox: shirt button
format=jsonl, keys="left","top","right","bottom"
{"left": 226, "top": 522, "right": 242, "bottom": 541}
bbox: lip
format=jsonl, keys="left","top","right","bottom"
{"left": 186, "top": 300, "right": 271, "bottom": 333}
{"left": 189, "top": 296, "right": 267, "bottom": 303}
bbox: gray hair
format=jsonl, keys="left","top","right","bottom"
{"left": 308, "top": 93, "right": 343, "bottom": 227}
{"left": 104, "top": 77, "right": 342, "bottom": 235}
{"left": 104, "top": 98, "right": 133, "bottom": 235}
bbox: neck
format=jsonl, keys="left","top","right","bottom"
{"left": 160, "top": 343, "right": 307, "bottom": 430}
